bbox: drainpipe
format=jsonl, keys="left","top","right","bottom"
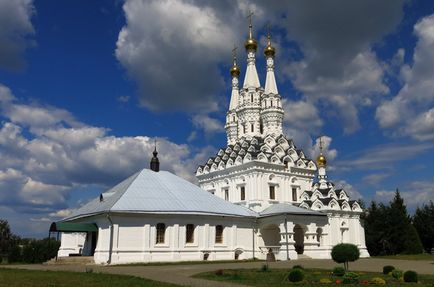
{"left": 252, "top": 218, "right": 257, "bottom": 260}
{"left": 107, "top": 213, "right": 114, "bottom": 265}
{"left": 285, "top": 214, "right": 289, "bottom": 260}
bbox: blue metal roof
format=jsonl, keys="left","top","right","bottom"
{"left": 65, "top": 169, "right": 257, "bottom": 220}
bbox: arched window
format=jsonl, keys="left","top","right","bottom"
{"left": 186, "top": 224, "right": 195, "bottom": 243}
{"left": 215, "top": 225, "right": 224, "bottom": 243}
{"left": 251, "top": 94, "right": 254, "bottom": 102}
{"left": 251, "top": 124, "right": 254, "bottom": 132}
{"left": 240, "top": 186, "right": 245, "bottom": 201}
{"left": 156, "top": 223, "right": 165, "bottom": 244}
{"left": 243, "top": 124, "right": 246, "bottom": 134}
{"left": 224, "top": 189, "right": 229, "bottom": 201}
{"left": 292, "top": 188, "right": 297, "bottom": 202}
{"left": 269, "top": 185, "right": 275, "bottom": 200}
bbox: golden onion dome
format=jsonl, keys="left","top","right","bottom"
{"left": 264, "top": 43, "right": 275, "bottom": 56}
{"left": 230, "top": 64, "right": 240, "bottom": 77}
{"left": 316, "top": 153, "right": 327, "bottom": 167}
{"left": 245, "top": 37, "right": 257, "bottom": 51}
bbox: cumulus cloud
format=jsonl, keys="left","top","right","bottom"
{"left": 191, "top": 114, "right": 223, "bottom": 137}
{"left": 336, "top": 142, "right": 434, "bottom": 170}
{"left": 0, "top": 84, "right": 207, "bottom": 222}
{"left": 115, "top": 0, "right": 245, "bottom": 113}
{"left": 374, "top": 181, "right": 434, "bottom": 211}
{"left": 335, "top": 179, "right": 363, "bottom": 200}
{"left": 376, "top": 14, "right": 434, "bottom": 140}
{"left": 0, "top": 0, "right": 35, "bottom": 71}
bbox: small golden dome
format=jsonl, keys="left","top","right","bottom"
{"left": 245, "top": 37, "right": 257, "bottom": 51}
{"left": 230, "top": 64, "right": 240, "bottom": 77}
{"left": 264, "top": 44, "right": 275, "bottom": 56}
{"left": 317, "top": 153, "right": 327, "bottom": 167}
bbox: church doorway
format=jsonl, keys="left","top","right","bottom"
{"left": 293, "top": 224, "right": 305, "bottom": 254}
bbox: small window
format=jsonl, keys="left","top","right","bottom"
{"left": 251, "top": 124, "right": 254, "bottom": 132}
{"left": 292, "top": 188, "right": 297, "bottom": 202}
{"left": 156, "top": 223, "right": 165, "bottom": 244}
{"left": 243, "top": 124, "right": 246, "bottom": 134}
{"left": 240, "top": 186, "right": 245, "bottom": 201}
{"left": 186, "top": 224, "right": 194, "bottom": 243}
{"left": 260, "top": 123, "right": 263, "bottom": 134}
{"left": 232, "top": 115, "right": 235, "bottom": 122}
{"left": 224, "top": 189, "right": 229, "bottom": 201}
{"left": 269, "top": 186, "right": 275, "bottom": 200}
{"left": 251, "top": 94, "right": 253, "bottom": 102}
{"left": 215, "top": 225, "right": 224, "bottom": 243}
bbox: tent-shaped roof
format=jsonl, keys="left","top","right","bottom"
{"left": 259, "top": 203, "right": 325, "bottom": 217}
{"left": 65, "top": 169, "right": 257, "bottom": 221}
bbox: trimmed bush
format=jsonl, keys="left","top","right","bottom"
{"left": 292, "top": 264, "right": 304, "bottom": 270}
{"left": 331, "top": 243, "right": 360, "bottom": 270}
{"left": 260, "top": 263, "right": 269, "bottom": 272}
{"left": 371, "top": 277, "right": 386, "bottom": 285}
{"left": 342, "top": 272, "right": 359, "bottom": 284}
{"left": 215, "top": 269, "right": 224, "bottom": 276}
{"left": 332, "top": 266, "right": 346, "bottom": 277}
{"left": 403, "top": 270, "right": 418, "bottom": 283}
{"left": 382, "top": 265, "right": 395, "bottom": 275}
{"left": 288, "top": 269, "right": 304, "bottom": 282}
{"left": 391, "top": 269, "right": 402, "bottom": 279}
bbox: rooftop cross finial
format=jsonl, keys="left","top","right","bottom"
{"left": 247, "top": 10, "right": 254, "bottom": 39}
{"left": 150, "top": 139, "right": 160, "bottom": 172}
{"left": 319, "top": 136, "right": 324, "bottom": 153}
{"left": 232, "top": 45, "right": 238, "bottom": 64}
{"left": 266, "top": 22, "right": 272, "bottom": 42}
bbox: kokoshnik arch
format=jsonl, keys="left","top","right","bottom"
{"left": 53, "top": 17, "right": 369, "bottom": 264}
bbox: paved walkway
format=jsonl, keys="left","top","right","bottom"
{"left": 4, "top": 258, "right": 434, "bottom": 287}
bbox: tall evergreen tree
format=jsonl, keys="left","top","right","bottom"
{"left": 413, "top": 201, "right": 434, "bottom": 253}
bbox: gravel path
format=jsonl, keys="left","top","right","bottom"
{"left": 4, "top": 258, "right": 434, "bottom": 287}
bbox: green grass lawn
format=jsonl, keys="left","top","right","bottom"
{"left": 372, "top": 254, "right": 434, "bottom": 261}
{"left": 195, "top": 267, "right": 434, "bottom": 287}
{"left": 0, "top": 268, "right": 180, "bottom": 287}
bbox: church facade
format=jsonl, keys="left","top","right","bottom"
{"left": 54, "top": 20, "right": 368, "bottom": 264}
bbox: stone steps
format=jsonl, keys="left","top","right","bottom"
{"left": 45, "top": 256, "right": 95, "bottom": 265}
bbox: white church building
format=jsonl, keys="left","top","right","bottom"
{"left": 52, "top": 20, "right": 369, "bottom": 264}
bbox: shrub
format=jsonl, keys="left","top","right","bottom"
{"left": 391, "top": 269, "right": 402, "bottom": 279}
{"left": 319, "top": 278, "right": 332, "bottom": 284}
{"left": 371, "top": 277, "right": 386, "bottom": 285}
{"left": 292, "top": 264, "right": 304, "bottom": 270}
{"left": 342, "top": 272, "right": 359, "bottom": 284}
{"left": 85, "top": 267, "right": 93, "bottom": 274}
{"left": 260, "top": 263, "right": 269, "bottom": 272}
{"left": 288, "top": 269, "right": 304, "bottom": 282}
{"left": 332, "top": 266, "right": 346, "bottom": 277}
{"left": 403, "top": 270, "right": 418, "bottom": 283}
{"left": 215, "top": 269, "right": 224, "bottom": 276}
{"left": 382, "top": 265, "right": 395, "bottom": 274}
{"left": 331, "top": 243, "right": 360, "bottom": 270}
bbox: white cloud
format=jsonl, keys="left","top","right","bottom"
{"left": 0, "top": 0, "right": 35, "bottom": 71}
{"left": 362, "top": 173, "right": 390, "bottom": 186}
{"left": 376, "top": 14, "right": 434, "bottom": 140}
{"left": 0, "top": 84, "right": 206, "bottom": 218}
{"left": 335, "top": 180, "right": 363, "bottom": 200}
{"left": 336, "top": 142, "right": 434, "bottom": 170}
{"left": 191, "top": 114, "right": 223, "bottom": 137}
{"left": 374, "top": 181, "right": 434, "bottom": 211}
{"left": 115, "top": 0, "right": 243, "bottom": 113}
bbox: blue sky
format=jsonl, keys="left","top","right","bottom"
{"left": 0, "top": 0, "right": 433, "bottom": 237}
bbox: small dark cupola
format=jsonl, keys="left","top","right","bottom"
{"left": 150, "top": 141, "right": 160, "bottom": 172}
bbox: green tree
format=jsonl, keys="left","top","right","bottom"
{"left": 413, "top": 201, "right": 434, "bottom": 253}
{"left": 0, "top": 219, "right": 14, "bottom": 262}
{"left": 331, "top": 243, "right": 360, "bottom": 271}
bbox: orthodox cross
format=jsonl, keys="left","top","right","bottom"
{"left": 232, "top": 45, "right": 238, "bottom": 62}
{"left": 319, "top": 136, "right": 324, "bottom": 153}
{"left": 247, "top": 10, "right": 254, "bottom": 26}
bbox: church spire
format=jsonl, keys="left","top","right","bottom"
{"left": 264, "top": 25, "right": 278, "bottom": 95}
{"left": 150, "top": 140, "right": 160, "bottom": 172}
{"left": 316, "top": 136, "right": 328, "bottom": 187}
{"left": 243, "top": 11, "right": 260, "bottom": 89}
{"left": 229, "top": 46, "right": 240, "bottom": 110}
